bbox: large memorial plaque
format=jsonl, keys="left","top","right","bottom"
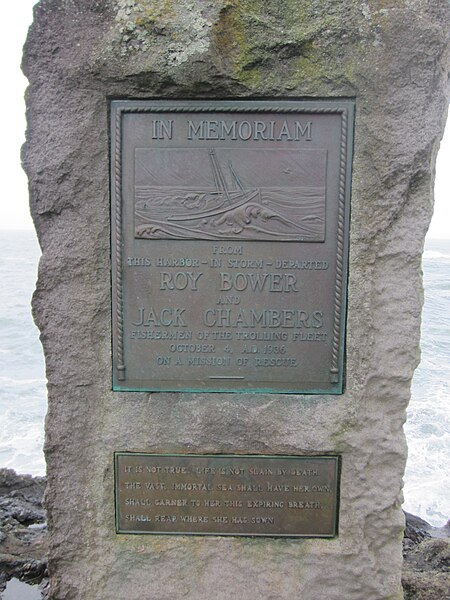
{"left": 111, "top": 100, "right": 354, "bottom": 393}
{"left": 115, "top": 453, "right": 339, "bottom": 537}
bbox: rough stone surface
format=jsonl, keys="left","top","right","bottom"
{"left": 22, "top": 1, "right": 449, "bottom": 599}
{"left": 2, "top": 472, "right": 447, "bottom": 600}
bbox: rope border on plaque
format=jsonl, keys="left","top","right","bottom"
{"left": 114, "top": 107, "right": 126, "bottom": 380}
{"left": 330, "top": 108, "right": 348, "bottom": 383}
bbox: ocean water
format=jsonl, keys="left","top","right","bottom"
{"left": 0, "top": 230, "right": 448, "bottom": 526}
{"left": 0, "top": 230, "right": 45, "bottom": 476}
{"left": 403, "top": 239, "right": 450, "bottom": 526}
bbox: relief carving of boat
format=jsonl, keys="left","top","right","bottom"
{"left": 134, "top": 146, "right": 327, "bottom": 241}
{"left": 167, "top": 149, "right": 260, "bottom": 223}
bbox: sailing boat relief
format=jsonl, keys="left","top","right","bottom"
{"left": 134, "top": 147, "right": 327, "bottom": 241}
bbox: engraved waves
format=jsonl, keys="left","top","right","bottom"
{"left": 134, "top": 148, "right": 326, "bottom": 241}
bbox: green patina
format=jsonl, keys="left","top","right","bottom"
{"left": 133, "top": 0, "right": 176, "bottom": 27}
{"left": 211, "top": 0, "right": 358, "bottom": 91}
{"left": 116, "top": 0, "right": 359, "bottom": 89}
{"left": 212, "top": 3, "right": 262, "bottom": 86}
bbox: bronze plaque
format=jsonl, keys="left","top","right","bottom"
{"left": 115, "top": 453, "right": 339, "bottom": 537}
{"left": 111, "top": 100, "right": 354, "bottom": 393}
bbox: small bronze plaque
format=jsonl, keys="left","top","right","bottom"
{"left": 111, "top": 100, "right": 354, "bottom": 393}
{"left": 115, "top": 453, "right": 339, "bottom": 537}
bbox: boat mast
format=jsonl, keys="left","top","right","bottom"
{"left": 209, "top": 149, "right": 232, "bottom": 204}
{"left": 228, "top": 160, "right": 244, "bottom": 192}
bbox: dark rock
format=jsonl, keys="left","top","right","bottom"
{"left": 0, "top": 469, "right": 46, "bottom": 505}
{"left": 402, "top": 570, "right": 450, "bottom": 600}
{"left": 404, "top": 511, "right": 432, "bottom": 545}
{"left": 39, "top": 577, "right": 50, "bottom": 599}
{"left": 402, "top": 511, "right": 450, "bottom": 600}
{"left": 0, "top": 469, "right": 48, "bottom": 594}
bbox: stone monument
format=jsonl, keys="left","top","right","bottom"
{"left": 22, "top": 1, "right": 449, "bottom": 599}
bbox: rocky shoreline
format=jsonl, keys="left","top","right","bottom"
{"left": 402, "top": 512, "right": 450, "bottom": 599}
{"left": 0, "top": 469, "right": 448, "bottom": 599}
{"left": 0, "top": 469, "right": 48, "bottom": 598}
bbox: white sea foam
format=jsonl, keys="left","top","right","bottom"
{"left": 0, "top": 231, "right": 46, "bottom": 476}
{"left": 0, "top": 410, "right": 45, "bottom": 476}
{"left": 0, "top": 376, "right": 46, "bottom": 387}
{"left": 402, "top": 238, "right": 450, "bottom": 526}
{"left": 423, "top": 250, "right": 450, "bottom": 260}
